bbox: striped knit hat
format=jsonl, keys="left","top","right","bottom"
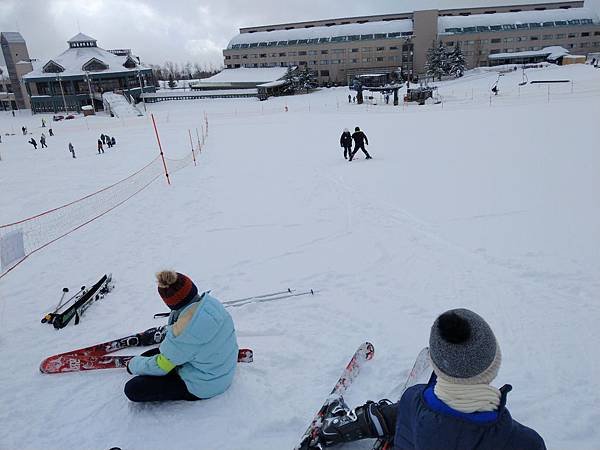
{"left": 156, "top": 271, "right": 198, "bottom": 310}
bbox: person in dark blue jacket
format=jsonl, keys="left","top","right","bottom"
{"left": 313, "top": 308, "right": 546, "bottom": 450}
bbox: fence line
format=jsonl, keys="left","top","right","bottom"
{"left": 0, "top": 119, "right": 208, "bottom": 280}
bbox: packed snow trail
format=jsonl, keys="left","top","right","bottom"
{"left": 0, "top": 64, "right": 599, "bottom": 449}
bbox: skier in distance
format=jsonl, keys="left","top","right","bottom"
{"left": 339, "top": 128, "right": 352, "bottom": 160}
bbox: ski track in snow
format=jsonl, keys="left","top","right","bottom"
{"left": 0, "top": 63, "right": 599, "bottom": 449}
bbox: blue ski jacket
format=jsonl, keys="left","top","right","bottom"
{"left": 394, "top": 374, "right": 546, "bottom": 450}
{"left": 128, "top": 292, "right": 238, "bottom": 399}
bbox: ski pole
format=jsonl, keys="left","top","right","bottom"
{"left": 152, "top": 289, "right": 317, "bottom": 318}
{"left": 223, "top": 288, "right": 294, "bottom": 305}
{"left": 41, "top": 286, "right": 84, "bottom": 323}
{"left": 224, "top": 289, "right": 317, "bottom": 308}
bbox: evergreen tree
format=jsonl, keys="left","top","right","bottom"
{"left": 425, "top": 41, "right": 449, "bottom": 81}
{"left": 448, "top": 44, "right": 466, "bottom": 78}
{"left": 297, "top": 67, "right": 318, "bottom": 92}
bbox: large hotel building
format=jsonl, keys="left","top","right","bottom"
{"left": 223, "top": 1, "right": 600, "bottom": 84}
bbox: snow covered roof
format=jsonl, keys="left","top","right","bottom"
{"left": 488, "top": 45, "right": 569, "bottom": 60}
{"left": 257, "top": 79, "right": 288, "bottom": 88}
{"left": 439, "top": 7, "right": 599, "bottom": 34}
{"left": 68, "top": 33, "right": 97, "bottom": 43}
{"left": 23, "top": 37, "right": 149, "bottom": 80}
{"left": 198, "top": 67, "right": 289, "bottom": 84}
{"left": 227, "top": 19, "right": 413, "bottom": 49}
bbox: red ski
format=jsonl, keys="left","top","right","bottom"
{"left": 40, "top": 326, "right": 253, "bottom": 373}
{"left": 295, "top": 342, "right": 375, "bottom": 450}
{"left": 41, "top": 348, "right": 254, "bottom": 374}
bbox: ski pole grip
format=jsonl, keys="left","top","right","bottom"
{"left": 153, "top": 312, "right": 170, "bottom": 319}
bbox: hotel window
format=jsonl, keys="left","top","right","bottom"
{"left": 491, "top": 38, "right": 501, "bottom": 44}
{"left": 351, "top": 58, "right": 358, "bottom": 63}
{"left": 580, "top": 42, "right": 590, "bottom": 48}
{"left": 595, "top": 31, "right": 600, "bottom": 36}
{"left": 288, "top": 52, "right": 297, "bottom": 56}
{"left": 332, "top": 48, "right": 345, "bottom": 54}
{"left": 376, "top": 57, "right": 384, "bottom": 61}
{"left": 376, "top": 47, "right": 384, "bottom": 51}
{"left": 321, "top": 50, "right": 329, "bottom": 54}
{"left": 309, "top": 60, "right": 317, "bottom": 65}
{"left": 299, "top": 51, "right": 307, "bottom": 56}
{"left": 543, "top": 35, "right": 553, "bottom": 40}
{"left": 503, "top": 37, "right": 514, "bottom": 42}
{"left": 351, "top": 48, "right": 359, "bottom": 52}
{"left": 242, "top": 55, "right": 248, "bottom": 59}
{"left": 279, "top": 52, "right": 286, "bottom": 57}
{"left": 362, "top": 57, "right": 371, "bottom": 62}
{"left": 232, "top": 55, "right": 240, "bottom": 59}
{"left": 308, "top": 50, "right": 317, "bottom": 55}
{"left": 260, "top": 53, "right": 266, "bottom": 57}
{"left": 389, "top": 46, "right": 398, "bottom": 50}
{"left": 319, "top": 60, "right": 329, "bottom": 64}
{"left": 581, "top": 32, "right": 590, "bottom": 37}
{"left": 320, "top": 70, "right": 329, "bottom": 76}
{"left": 361, "top": 47, "right": 372, "bottom": 52}
{"left": 530, "top": 36, "right": 539, "bottom": 41}
{"left": 568, "top": 33, "right": 577, "bottom": 38}
{"left": 556, "top": 34, "right": 565, "bottom": 39}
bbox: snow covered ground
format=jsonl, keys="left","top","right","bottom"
{"left": 1, "top": 63, "right": 599, "bottom": 449}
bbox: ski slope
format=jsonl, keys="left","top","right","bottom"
{"left": 0, "top": 63, "right": 599, "bottom": 449}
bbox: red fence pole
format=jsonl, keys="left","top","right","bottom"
{"left": 188, "top": 129, "right": 197, "bottom": 166}
{"left": 151, "top": 113, "right": 171, "bottom": 185}
{"left": 195, "top": 128, "right": 202, "bottom": 153}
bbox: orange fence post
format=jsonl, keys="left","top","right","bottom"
{"left": 188, "top": 129, "right": 197, "bottom": 166}
{"left": 151, "top": 113, "right": 171, "bottom": 185}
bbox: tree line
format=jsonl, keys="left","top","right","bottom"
{"left": 148, "top": 61, "right": 223, "bottom": 82}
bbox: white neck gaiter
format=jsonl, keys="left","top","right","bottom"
{"left": 434, "top": 377, "right": 501, "bottom": 413}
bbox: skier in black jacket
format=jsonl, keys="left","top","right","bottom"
{"left": 350, "top": 127, "right": 371, "bottom": 161}
{"left": 339, "top": 129, "right": 352, "bottom": 160}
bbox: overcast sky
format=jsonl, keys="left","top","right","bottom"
{"left": 1, "top": 0, "right": 599, "bottom": 68}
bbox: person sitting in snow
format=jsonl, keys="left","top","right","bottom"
{"left": 125, "top": 271, "right": 239, "bottom": 402}
{"left": 28, "top": 137, "right": 37, "bottom": 149}
{"left": 304, "top": 308, "right": 546, "bottom": 450}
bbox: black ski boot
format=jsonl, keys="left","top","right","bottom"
{"left": 318, "top": 399, "right": 393, "bottom": 446}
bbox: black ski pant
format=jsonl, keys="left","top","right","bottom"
{"left": 124, "top": 348, "right": 201, "bottom": 402}
{"left": 350, "top": 144, "right": 371, "bottom": 160}
{"left": 343, "top": 145, "right": 352, "bottom": 159}
{"left": 41, "top": 142, "right": 47, "bottom": 148}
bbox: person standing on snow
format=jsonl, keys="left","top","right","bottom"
{"left": 339, "top": 128, "right": 352, "bottom": 160}
{"left": 350, "top": 126, "right": 371, "bottom": 161}
{"left": 49, "top": 128, "right": 54, "bottom": 137}
{"left": 97, "top": 139, "right": 104, "bottom": 154}
{"left": 68, "top": 142, "right": 76, "bottom": 159}
{"left": 125, "top": 270, "right": 239, "bottom": 402}
{"left": 307, "top": 308, "right": 546, "bottom": 450}
{"left": 40, "top": 133, "right": 47, "bottom": 148}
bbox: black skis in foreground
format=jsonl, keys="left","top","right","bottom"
{"left": 43, "top": 274, "right": 114, "bottom": 329}
{"left": 295, "top": 342, "right": 375, "bottom": 450}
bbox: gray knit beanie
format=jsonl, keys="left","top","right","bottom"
{"left": 429, "top": 308, "right": 502, "bottom": 385}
